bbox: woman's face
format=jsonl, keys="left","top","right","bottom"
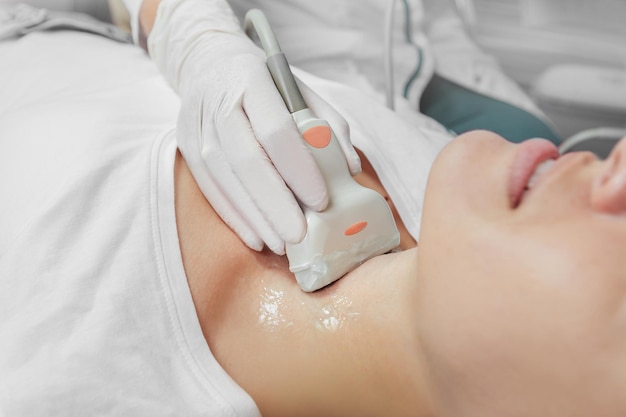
{"left": 416, "top": 131, "right": 626, "bottom": 417}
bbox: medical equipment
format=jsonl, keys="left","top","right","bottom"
{"left": 559, "top": 127, "right": 626, "bottom": 159}
{"left": 244, "top": 9, "right": 400, "bottom": 292}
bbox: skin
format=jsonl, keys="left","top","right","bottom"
{"left": 176, "top": 126, "right": 626, "bottom": 417}
{"left": 416, "top": 131, "right": 626, "bottom": 417}
{"left": 174, "top": 149, "right": 433, "bottom": 417}
{"left": 137, "top": 0, "right": 159, "bottom": 50}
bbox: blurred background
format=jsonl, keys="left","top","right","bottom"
{"left": 457, "top": 0, "right": 626, "bottom": 139}
{"left": 3, "top": 0, "right": 625, "bottom": 140}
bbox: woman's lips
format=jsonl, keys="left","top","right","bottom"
{"left": 509, "top": 138, "right": 559, "bottom": 208}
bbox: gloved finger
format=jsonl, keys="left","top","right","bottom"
{"left": 242, "top": 65, "right": 329, "bottom": 212}
{"left": 184, "top": 145, "right": 267, "bottom": 252}
{"left": 197, "top": 97, "right": 287, "bottom": 254}
{"left": 217, "top": 104, "right": 307, "bottom": 246}
{"left": 200, "top": 140, "right": 287, "bottom": 255}
{"left": 177, "top": 94, "right": 281, "bottom": 253}
{"left": 297, "top": 79, "right": 362, "bottom": 176}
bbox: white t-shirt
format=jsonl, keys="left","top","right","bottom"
{"left": 0, "top": 31, "right": 261, "bottom": 416}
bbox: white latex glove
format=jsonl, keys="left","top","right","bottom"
{"left": 148, "top": 0, "right": 361, "bottom": 255}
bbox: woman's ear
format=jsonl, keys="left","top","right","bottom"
{"left": 591, "top": 138, "right": 626, "bottom": 214}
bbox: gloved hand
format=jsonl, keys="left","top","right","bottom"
{"left": 148, "top": 0, "right": 361, "bottom": 255}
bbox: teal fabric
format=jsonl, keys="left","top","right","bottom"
{"left": 419, "top": 74, "right": 562, "bottom": 144}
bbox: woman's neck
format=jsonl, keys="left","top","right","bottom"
{"left": 173, "top": 151, "right": 435, "bottom": 417}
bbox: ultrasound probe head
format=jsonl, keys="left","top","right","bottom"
{"left": 245, "top": 9, "right": 400, "bottom": 292}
